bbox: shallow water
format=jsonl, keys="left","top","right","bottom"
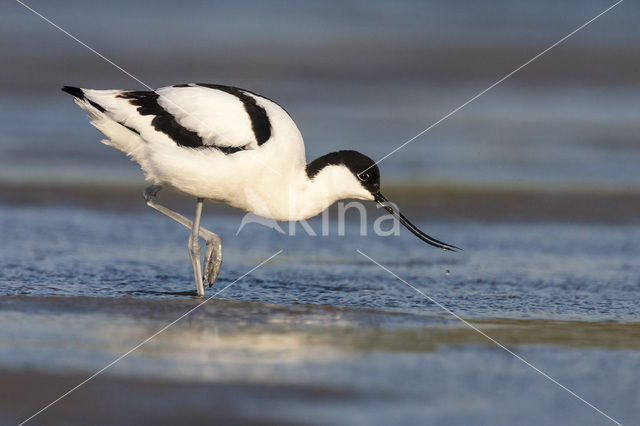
{"left": 1, "top": 206, "right": 639, "bottom": 425}
{"left": 1, "top": 206, "right": 639, "bottom": 321}
{"left": 2, "top": 2, "right": 640, "bottom": 188}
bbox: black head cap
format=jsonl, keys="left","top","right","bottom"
{"left": 306, "top": 150, "right": 380, "bottom": 194}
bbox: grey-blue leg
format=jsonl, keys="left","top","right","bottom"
{"left": 189, "top": 199, "right": 205, "bottom": 297}
{"left": 144, "top": 185, "right": 223, "bottom": 294}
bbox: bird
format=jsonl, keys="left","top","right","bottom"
{"left": 62, "top": 83, "right": 460, "bottom": 297}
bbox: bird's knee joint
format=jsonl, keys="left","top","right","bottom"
{"left": 188, "top": 236, "right": 201, "bottom": 254}
{"left": 189, "top": 244, "right": 201, "bottom": 257}
{"left": 143, "top": 185, "right": 162, "bottom": 202}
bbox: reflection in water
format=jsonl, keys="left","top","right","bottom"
{"left": 1, "top": 297, "right": 639, "bottom": 424}
{"left": 1, "top": 297, "right": 638, "bottom": 379}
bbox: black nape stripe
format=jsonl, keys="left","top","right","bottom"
{"left": 306, "top": 151, "right": 353, "bottom": 179}
{"left": 62, "top": 86, "right": 106, "bottom": 112}
{"left": 306, "top": 150, "right": 379, "bottom": 178}
{"left": 118, "top": 90, "right": 203, "bottom": 148}
{"left": 306, "top": 150, "right": 380, "bottom": 193}
{"left": 196, "top": 83, "right": 271, "bottom": 145}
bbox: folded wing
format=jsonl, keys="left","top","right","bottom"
{"left": 70, "top": 83, "right": 291, "bottom": 153}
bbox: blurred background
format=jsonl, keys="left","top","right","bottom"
{"left": 1, "top": 0, "right": 638, "bottom": 193}
{"left": 1, "top": 1, "right": 639, "bottom": 425}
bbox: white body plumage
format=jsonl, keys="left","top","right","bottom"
{"left": 69, "top": 83, "right": 374, "bottom": 221}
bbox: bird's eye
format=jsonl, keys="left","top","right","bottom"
{"left": 359, "top": 172, "right": 369, "bottom": 181}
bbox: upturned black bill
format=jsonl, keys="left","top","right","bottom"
{"left": 374, "top": 192, "right": 461, "bottom": 251}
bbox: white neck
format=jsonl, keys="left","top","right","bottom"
{"left": 267, "top": 165, "right": 372, "bottom": 221}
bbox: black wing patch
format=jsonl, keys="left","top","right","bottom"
{"left": 216, "top": 146, "right": 246, "bottom": 154}
{"left": 63, "top": 86, "right": 139, "bottom": 135}
{"left": 62, "top": 86, "right": 107, "bottom": 112}
{"left": 118, "top": 91, "right": 204, "bottom": 148}
{"left": 195, "top": 83, "right": 272, "bottom": 145}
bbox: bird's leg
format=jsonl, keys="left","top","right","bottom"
{"left": 144, "top": 185, "right": 223, "bottom": 290}
{"left": 189, "top": 199, "right": 205, "bottom": 297}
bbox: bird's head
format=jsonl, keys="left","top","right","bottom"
{"left": 306, "top": 150, "right": 460, "bottom": 251}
